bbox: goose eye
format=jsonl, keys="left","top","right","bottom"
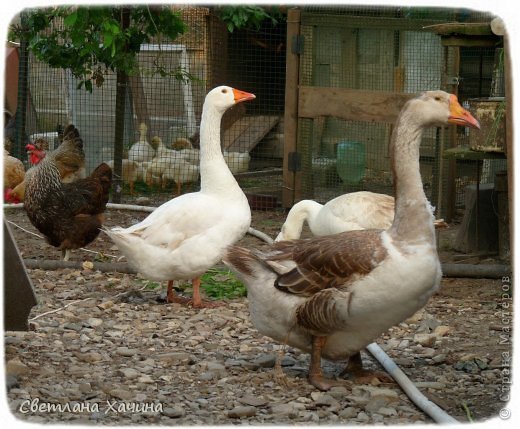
{"left": 434, "top": 96, "right": 441, "bottom": 101}
{"left": 222, "top": 88, "right": 228, "bottom": 94}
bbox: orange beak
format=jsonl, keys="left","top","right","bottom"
{"left": 448, "top": 94, "right": 480, "bottom": 129}
{"left": 232, "top": 88, "right": 256, "bottom": 103}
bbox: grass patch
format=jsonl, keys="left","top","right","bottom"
{"left": 140, "top": 280, "right": 163, "bottom": 290}
{"left": 200, "top": 268, "right": 246, "bottom": 300}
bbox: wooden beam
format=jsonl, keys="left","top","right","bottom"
{"left": 298, "top": 86, "right": 413, "bottom": 123}
{"left": 441, "top": 36, "right": 500, "bottom": 47}
{"left": 282, "top": 8, "right": 301, "bottom": 207}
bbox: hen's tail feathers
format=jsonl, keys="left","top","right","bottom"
{"left": 49, "top": 124, "right": 85, "bottom": 176}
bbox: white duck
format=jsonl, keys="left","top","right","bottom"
{"left": 105, "top": 86, "right": 255, "bottom": 307}
{"left": 275, "top": 192, "right": 447, "bottom": 241}
{"left": 224, "top": 91, "right": 480, "bottom": 390}
{"left": 128, "top": 123, "right": 155, "bottom": 163}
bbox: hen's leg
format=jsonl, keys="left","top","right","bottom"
{"left": 62, "top": 249, "right": 71, "bottom": 261}
{"left": 340, "top": 351, "right": 393, "bottom": 384}
{"left": 308, "top": 336, "right": 344, "bottom": 391}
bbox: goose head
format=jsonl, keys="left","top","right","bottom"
{"left": 410, "top": 91, "right": 480, "bottom": 129}
{"left": 205, "top": 86, "right": 256, "bottom": 114}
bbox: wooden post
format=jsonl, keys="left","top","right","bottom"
{"left": 128, "top": 73, "right": 151, "bottom": 140}
{"left": 282, "top": 8, "right": 301, "bottom": 208}
{"left": 112, "top": 7, "right": 131, "bottom": 204}
{"left": 445, "top": 46, "right": 460, "bottom": 222}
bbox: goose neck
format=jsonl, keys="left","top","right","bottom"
{"left": 388, "top": 112, "right": 435, "bottom": 244}
{"left": 199, "top": 104, "right": 240, "bottom": 193}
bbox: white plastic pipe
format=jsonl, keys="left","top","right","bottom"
{"left": 366, "top": 342, "right": 458, "bottom": 424}
{"left": 5, "top": 202, "right": 274, "bottom": 244}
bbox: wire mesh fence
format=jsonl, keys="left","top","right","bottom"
{"left": 5, "top": 5, "right": 505, "bottom": 218}
{"left": 293, "top": 6, "right": 502, "bottom": 219}
{"left": 9, "top": 6, "right": 286, "bottom": 207}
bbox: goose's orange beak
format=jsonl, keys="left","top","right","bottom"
{"left": 448, "top": 94, "right": 480, "bottom": 129}
{"left": 232, "top": 88, "right": 256, "bottom": 103}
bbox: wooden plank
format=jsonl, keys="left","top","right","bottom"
{"left": 223, "top": 115, "right": 279, "bottom": 152}
{"left": 424, "top": 22, "right": 493, "bottom": 36}
{"left": 283, "top": 8, "right": 301, "bottom": 207}
{"left": 299, "top": 86, "right": 414, "bottom": 123}
{"left": 301, "top": 14, "right": 442, "bottom": 31}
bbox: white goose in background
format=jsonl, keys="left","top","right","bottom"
{"left": 275, "top": 192, "right": 394, "bottom": 241}
{"left": 128, "top": 123, "right": 155, "bottom": 163}
{"left": 224, "top": 91, "right": 480, "bottom": 390}
{"left": 275, "top": 192, "right": 447, "bottom": 241}
{"left": 105, "top": 86, "right": 255, "bottom": 308}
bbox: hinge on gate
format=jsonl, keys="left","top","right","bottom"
{"left": 447, "top": 76, "right": 463, "bottom": 85}
{"left": 288, "top": 152, "right": 302, "bottom": 172}
{"left": 291, "top": 35, "right": 305, "bottom": 55}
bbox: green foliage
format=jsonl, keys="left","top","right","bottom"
{"left": 200, "top": 268, "right": 247, "bottom": 300}
{"left": 218, "top": 6, "right": 284, "bottom": 33}
{"left": 10, "top": 6, "right": 186, "bottom": 91}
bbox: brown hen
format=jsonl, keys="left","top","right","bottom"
{"left": 24, "top": 125, "right": 112, "bottom": 260}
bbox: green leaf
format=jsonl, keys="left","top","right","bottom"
{"left": 63, "top": 12, "right": 78, "bottom": 27}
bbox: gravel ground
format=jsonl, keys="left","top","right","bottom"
{"left": 4, "top": 207, "right": 512, "bottom": 424}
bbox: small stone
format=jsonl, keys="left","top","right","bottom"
{"left": 97, "top": 300, "right": 114, "bottom": 310}
{"left": 432, "top": 354, "right": 447, "bottom": 364}
{"left": 253, "top": 354, "right": 276, "bottom": 368}
{"left": 281, "top": 356, "right": 298, "bottom": 366}
{"left": 116, "top": 347, "right": 138, "bottom": 357}
{"left": 415, "top": 381, "right": 445, "bottom": 389}
{"left": 119, "top": 368, "right": 140, "bottom": 379}
{"left": 86, "top": 318, "right": 103, "bottom": 327}
{"left": 75, "top": 352, "right": 103, "bottom": 363}
{"left": 137, "top": 374, "right": 154, "bottom": 384}
{"left": 394, "top": 357, "right": 414, "bottom": 367}
{"left": 227, "top": 406, "right": 257, "bottom": 418}
{"left": 198, "top": 371, "right": 216, "bottom": 381}
{"left": 329, "top": 385, "right": 349, "bottom": 399}
{"left": 365, "top": 396, "right": 393, "bottom": 413}
{"left": 6, "top": 359, "right": 30, "bottom": 376}
{"left": 206, "top": 361, "right": 226, "bottom": 372}
{"left": 271, "top": 403, "right": 298, "bottom": 417}
{"left": 356, "top": 411, "right": 370, "bottom": 422}
{"left": 414, "top": 333, "right": 437, "bottom": 347}
{"left": 378, "top": 406, "right": 398, "bottom": 416}
{"left": 418, "top": 347, "right": 436, "bottom": 358}
{"left": 156, "top": 352, "right": 194, "bottom": 365}
{"left": 63, "top": 322, "right": 83, "bottom": 331}
{"left": 162, "top": 406, "right": 185, "bottom": 418}
{"left": 311, "top": 392, "right": 338, "bottom": 406}
{"left": 239, "top": 394, "right": 268, "bottom": 407}
{"left": 433, "top": 325, "right": 451, "bottom": 337}
{"left": 109, "top": 389, "right": 134, "bottom": 400}
{"left": 79, "top": 383, "right": 92, "bottom": 393}
{"left": 338, "top": 406, "right": 358, "bottom": 419}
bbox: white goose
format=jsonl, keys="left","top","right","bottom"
{"left": 224, "top": 91, "right": 480, "bottom": 390}
{"left": 275, "top": 192, "right": 447, "bottom": 241}
{"left": 275, "top": 192, "right": 394, "bottom": 241}
{"left": 105, "top": 86, "right": 255, "bottom": 307}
